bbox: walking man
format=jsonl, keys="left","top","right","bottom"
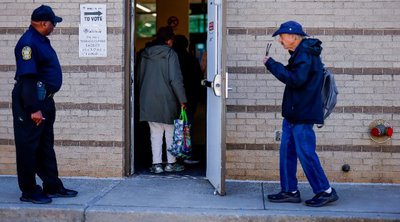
{"left": 263, "top": 21, "right": 338, "bottom": 207}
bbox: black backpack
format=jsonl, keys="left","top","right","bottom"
{"left": 318, "top": 67, "right": 338, "bottom": 128}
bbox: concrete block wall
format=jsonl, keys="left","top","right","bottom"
{"left": 1, "top": 0, "right": 399, "bottom": 183}
{"left": 0, "top": 0, "right": 126, "bottom": 177}
{"left": 225, "top": 0, "right": 400, "bottom": 183}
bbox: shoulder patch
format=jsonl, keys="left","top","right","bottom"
{"left": 21, "top": 46, "right": 32, "bottom": 60}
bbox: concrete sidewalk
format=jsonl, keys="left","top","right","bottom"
{"left": 0, "top": 175, "right": 399, "bottom": 222}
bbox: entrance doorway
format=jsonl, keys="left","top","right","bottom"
{"left": 133, "top": 0, "right": 208, "bottom": 177}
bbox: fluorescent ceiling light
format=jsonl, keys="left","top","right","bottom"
{"left": 136, "top": 3, "right": 151, "bottom": 13}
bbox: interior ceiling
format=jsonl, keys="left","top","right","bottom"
{"left": 137, "top": 0, "right": 205, "bottom": 3}
{"left": 135, "top": 0, "right": 207, "bottom": 15}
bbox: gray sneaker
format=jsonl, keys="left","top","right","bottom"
{"left": 165, "top": 163, "right": 185, "bottom": 172}
{"left": 150, "top": 164, "right": 164, "bottom": 174}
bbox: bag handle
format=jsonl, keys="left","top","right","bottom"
{"left": 180, "top": 107, "right": 188, "bottom": 123}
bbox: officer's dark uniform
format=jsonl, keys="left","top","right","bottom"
{"left": 12, "top": 9, "right": 66, "bottom": 199}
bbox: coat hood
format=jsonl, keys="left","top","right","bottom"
{"left": 142, "top": 44, "right": 173, "bottom": 60}
{"left": 295, "top": 38, "right": 322, "bottom": 56}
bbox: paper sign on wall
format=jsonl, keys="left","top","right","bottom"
{"left": 79, "top": 4, "right": 107, "bottom": 57}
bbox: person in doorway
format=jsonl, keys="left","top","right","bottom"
{"left": 263, "top": 21, "right": 338, "bottom": 207}
{"left": 137, "top": 26, "right": 187, "bottom": 174}
{"left": 173, "top": 35, "right": 203, "bottom": 164}
{"left": 12, "top": 5, "right": 78, "bottom": 204}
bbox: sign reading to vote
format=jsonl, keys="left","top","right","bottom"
{"left": 79, "top": 4, "right": 107, "bottom": 57}
{"left": 81, "top": 4, "right": 106, "bottom": 26}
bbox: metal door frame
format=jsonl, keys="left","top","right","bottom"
{"left": 124, "top": 0, "right": 135, "bottom": 176}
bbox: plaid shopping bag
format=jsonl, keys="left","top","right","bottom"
{"left": 168, "top": 107, "right": 192, "bottom": 159}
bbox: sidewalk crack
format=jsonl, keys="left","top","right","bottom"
{"left": 82, "top": 179, "right": 124, "bottom": 222}
{"left": 261, "top": 182, "right": 266, "bottom": 210}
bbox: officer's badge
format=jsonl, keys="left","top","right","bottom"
{"left": 21, "top": 46, "right": 32, "bottom": 60}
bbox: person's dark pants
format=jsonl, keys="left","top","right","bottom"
{"left": 279, "top": 119, "right": 330, "bottom": 194}
{"left": 12, "top": 84, "right": 63, "bottom": 194}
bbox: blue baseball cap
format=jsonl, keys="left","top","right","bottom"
{"left": 31, "top": 5, "right": 62, "bottom": 25}
{"left": 272, "top": 21, "right": 308, "bottom": 37}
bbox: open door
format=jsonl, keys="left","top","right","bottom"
{"left": 205, "top": 0, "right": 226, "bottom": 195}
{"left": 129, "top": 0, "right": 225, "bottom": 193}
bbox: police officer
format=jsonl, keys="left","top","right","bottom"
{"left": 12, "top": 5, "right": 77, "bottom": 204}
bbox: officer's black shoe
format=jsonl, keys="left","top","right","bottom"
{"left": 267, "top": 190, "right": 301, "bottom": 203}
{"left": 45, "top": 187, "right": 78, "bottom": 198}
{"left": 20, "top": 186, "right": 52, "bottom": 204}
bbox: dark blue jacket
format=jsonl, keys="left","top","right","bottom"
{"left": 265, "top": 38, "right": 324, "bottom": 124}
{"left": 15, "top": 26, "right": 62, "bottom": 92}
{"left": 14, "top": 26, "right": 62, "bottom": 113}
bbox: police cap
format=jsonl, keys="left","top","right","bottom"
{"left": 31, "top": 5, "right": 63, "bottom": 25}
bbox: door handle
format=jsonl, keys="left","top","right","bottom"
{"left": 201, "top": 74, "right": 221, "bottom": 97}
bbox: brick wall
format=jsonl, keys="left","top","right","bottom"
{"left": 1, "top": 0, "right": 399, "bottom": 183}
{"left": 0, "top": 1, "right": 126, "bottom": 177}
{"left": 225, "top": 0, "right": 400, "bottom": 183}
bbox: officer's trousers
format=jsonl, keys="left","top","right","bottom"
{"left": 12, "top": 83, "right": 63, "bottom": 194}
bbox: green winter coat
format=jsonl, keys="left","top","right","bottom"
{"left": 137, "top": 44, "right": 187, "bottom": 124}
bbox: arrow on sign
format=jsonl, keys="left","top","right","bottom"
{"left": 84, "top": 11, "right": 102, "bottom": 16}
